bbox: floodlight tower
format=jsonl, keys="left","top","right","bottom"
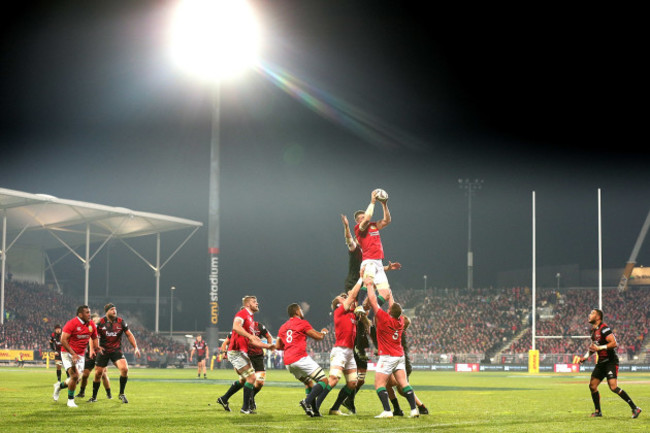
{"left": 458, "top": 179, "right": 483, "bottom": 289}
{"left": 169, "top": 0, "right": 261, "bottom": 336}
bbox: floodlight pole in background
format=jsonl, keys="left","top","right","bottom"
{"left": 208, "top": 86, "right": 221, "bottom": 336}
{"left": 459, "top": 179, "right": 483, "bottom": 290}
{"left": 170, "top": 285, "right": 176, "bottom": 337}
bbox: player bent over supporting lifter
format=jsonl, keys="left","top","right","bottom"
{"left": 366, "top": 278, "right": 420, "bottom": 418}
{"left": 276, "top": 303, "right": 330, "bottom": 417}
{"left": 216, "top": 296, "right": 274, "bottom": 414}
{"left": 579, "top": 308, "right": 641, "bottom": 419}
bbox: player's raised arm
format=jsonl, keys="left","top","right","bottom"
{"left": 358, "top": 191, "right": 378, "bottom": 231}
{"left": 341, "top": 214, "right": 358, "bottom": 252}
{"left": 376, "top": 196, "right": 391, "bottom": 230}
{"left": 366, "top": 281, "right": 380, "bottom": 314}
{"left": 343, "top": 278, "right": 363, "bottom": 311}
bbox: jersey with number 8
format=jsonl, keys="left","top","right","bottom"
{"left": 277, "top": 316, "right": 314, "bottom": 364}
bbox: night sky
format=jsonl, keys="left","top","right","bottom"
{"left": 1, "top": 1, "right": 647, "bottom": 332}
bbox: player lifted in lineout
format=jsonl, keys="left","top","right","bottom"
{"left": 353, "top": 188, "right": 393, "bottom": 305}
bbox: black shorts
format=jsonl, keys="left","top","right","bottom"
{"left": 591, "top": 360, "right": 618, "bottom": 381}
{"left": 249, "top": 353, "right": 265, "bottom": 372}
{"left": 84, "top": 356, "right": 96, "bottom": 371}
{"left": 196, "top": 355, "right": 206, "bottom": 362}
{"left": 54, "top": 351, "right": 62, "bottom": 362}
{"left": 96, "top": 351, "right": 125, "bottom": 368}
{"left": 353, "top": 350, "right": 368, "bottom": 371}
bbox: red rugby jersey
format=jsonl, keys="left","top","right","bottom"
{"left": 228, "top": 308, "right": 255, "bottom": 353}
{"left": 375, "top": 309, "right": 404, "bottom": 357}
{"left": 354, "top": 222, "right": 384, "bottom": 260}
{"left": 333, "top": 304, "right": 356, "bottom": 349}
{"left": 277, "top": 317, "right": 313, "bottom": 365}
{"left": 61, "top": 317, "right": 97, "bottom": 355}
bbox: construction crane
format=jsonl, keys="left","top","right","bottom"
{"left": 617, "top": 209, "right": 650, "bottom": 291}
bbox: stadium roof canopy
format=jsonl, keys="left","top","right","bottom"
{"left": 0, "top": 187, "right": 202, "bottom": 249}
{"left": 0, "top": 187, "right": 203, "bottom": 330}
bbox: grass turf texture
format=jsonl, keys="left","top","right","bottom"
{"left": 1, "top": 367, "right": 648, "bottom": 432}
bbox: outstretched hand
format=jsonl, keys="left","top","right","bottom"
{"left": 387, "top": 261, "right": 401, "bottom": 271}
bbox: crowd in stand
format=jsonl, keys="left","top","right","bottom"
{"left": 505, "top": 287, "right": 650, "bottom": 359}
{"left": 2, "top": 280, "right": 648, "bottom": 365}
{"left": 407, "top": 287, "right": 526, "bottom": 358}
{"left": 0, "top": 280, "right": 185, "bottom": 360}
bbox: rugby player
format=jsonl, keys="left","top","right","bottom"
{"left": 89, "top": 303, "right": 140, "bottom": 404}
{"left": 53, "top": 305, "right": 102, "bottom": 408}
{"left": 276, "top": 303, "right": 330, "bottom": 417}
{"left": 579, "top": 308, "right": 641, "bottom": 418}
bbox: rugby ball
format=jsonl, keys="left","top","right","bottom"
{"left": 374, "top": 188, "right": 388, "bottom": 202}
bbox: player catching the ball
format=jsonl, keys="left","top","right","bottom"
{"left": 353, "top": 189, "right": 393, "bottom": 304}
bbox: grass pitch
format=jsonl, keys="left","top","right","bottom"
{"left": 1, "top": 366, "right": 648, "bottom": 432}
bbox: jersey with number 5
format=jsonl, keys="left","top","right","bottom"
{"left": 375, "top": 309, "right": 404, "bottom": 357}
{"left": 277, "top": 316, "right": 314, "bottom": 365}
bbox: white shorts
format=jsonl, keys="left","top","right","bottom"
{"left": 361, "top": 259, "right": 389, "bottom": 290}
{"left": 61, "top": 351, "right": 85, "bottom": 374}
{"left": 287, "top": 356, "right": 323, "bottom": 383}
{"left": 329, "top": 346, "right": 357, "bottom": 372}
{"left": 227, "top": 351, "right": 251, "bottom": 371}
{"left": 375, "top": 355, "right": 406, "bottom": 375}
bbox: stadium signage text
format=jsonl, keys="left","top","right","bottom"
{"left": 0, "top": 350, "right": 34, "bottom": 361}
{"left": 209, "top": 255, "right": 219, "bottom": 325}
{"left": 455, "top": 363, "right": 479, "bottom": 372}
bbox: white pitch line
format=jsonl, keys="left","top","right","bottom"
{"left": 235, "top": 420, "right": 483, "bottom": 432}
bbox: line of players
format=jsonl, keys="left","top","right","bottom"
{"left": 50, "top": 303, "right": 140, "bottom": 407}
{"left": 46, "top": 188, "right": 642, "bottom": 419}
{"left": 214, "top": 189, "right": 642, "bottom": 420}
{"left": 215, "top": 189, "right": 428, "bottom": 417}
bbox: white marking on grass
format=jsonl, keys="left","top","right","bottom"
{"left": 506, "top": 375, "right": 551, "bottom": 378}
{"left": 235, "top": 421, "right": 483, "bottom": 431}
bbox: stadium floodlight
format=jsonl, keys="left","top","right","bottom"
{"left": 168, "top": 0, "right": 262, "bottom": 339}
{"left": 169, "top": 0, "right": 261, "bottom": 82}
